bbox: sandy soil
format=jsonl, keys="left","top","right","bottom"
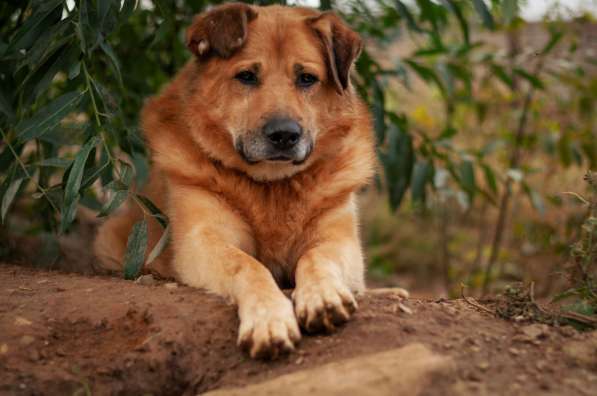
{"left": 1, "top": 264, "right": 596, "bottom": 395}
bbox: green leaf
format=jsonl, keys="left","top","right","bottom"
{"left": 540, "top": 30, "right": 563, "bottom": 55}
{"left": 380, "top": 125, "right": 415, "bottom": 210}
{"left": 1, "top": 178, "right": 24, "bottom": 223}
{"left": 0, "top": 88, "right": 14, "bottom": 118}
{"left": 146, "top": 225, "right": 170, "bottom": 265}
{"left": 472, "top": 0, "right": 495, "bottom": 30}
{"left": 123, "top": 220, "right": 148, "bottom": 280}
{"left": 513, "top": 68, "right": 545, "bottom": 90}
{"left": 490, "top": 63, "right": 514, "bottom": 89}
{"left": 405, "top": 60, "right": 446, "bottom": 96}
{"left": 38, "top": 157, "right": 72, "bottom": 168}
{"left": 411, "top": 160, "right": 433, "bottom": 203}
{"left": 502, "top": 0, "right": 518, "bottom": 25}
{"left": 99, "top": 39, "right": 123, "bottom": 85}
{"left": 459, "top": 159, "right": 476, "bottom": 201}
{"left": 7, "top": 1, "right": 63, "bottom": 53}
{"left": 16, "top": 91, "right": 84, "bottom": 142}
{"left": 440, "top": 0, "right": 469, "bottom": 45}
{"left": 395, "top": 1, "right": 422, "bottom": 32}
{"left": 98, "top": 190, "right": 128, "bottom": 217}
{"left": 372, "top": 80, "right": 386, "bottom": 144}
{"left": 120, "top": 0, "right": 138, "bottom": 20}
{"left": 61, "top": 136, "right": 98, "bottom": 232}
{"left": 134, "top": 194, "right": 168, "bottom": 228}
{"left": 481, "top": 164, "right": 498, "bottom": 195}
{"left": 522, "top": 182, "right": 545, "bottom": 214}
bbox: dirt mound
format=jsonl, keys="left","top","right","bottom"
{"left": 1, "top": 264, "right": 596, "bottom": 395}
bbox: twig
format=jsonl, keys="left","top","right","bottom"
{"left": 461, "top": 284, "right": 495, "bottom": 315}
{"left": 0, "top": 127, "right": 60, "bottom": 213}
{"left": 530, "top": 281, "right": 596, "bottom": 327}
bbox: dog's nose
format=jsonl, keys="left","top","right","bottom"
{"left": 263, "top": 118, "right": 303, "bottom": 150}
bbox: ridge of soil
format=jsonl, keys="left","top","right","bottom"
{"left": 1, "top": 264, "right": 596, "bottom": 395}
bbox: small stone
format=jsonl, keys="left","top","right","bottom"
{"left": 0, "top": 344, "right": 8, "bottom": 354}
{"left": 508, "top": 347, "right": 520, "bottom": 356}
{"left": 15, "top": 317, "right": 32, "bottom": 326}
{"left": 466, "top": 371, "right": 482, "bottom": 382}
{"left": 559, "top": 326, "right": 577, "bottom": 338}
{"left": 442, "top": 305, "right": 457, "bottom": 316}
{"left": 536, "top": 360, "right": 548, "bottom": 371}
{"left": 519, "top": 324, "right": 549, "bottom": 340}
{"left": 29, "top": 349, "right": 40, "bottom": 361}
{"left": 37, "top": 279, "right": 49, "bottom": 284}
{"left": 398, "top": 303, "right": 413, "bottom": 315}
{"left": 295, "top": 356, "right": 304, "bottom": 365}
{"left": 20, "top": 335, "right": 35, "bottom": 346}
{"left": 164, "top": 282, "right": 178, "bottom": 289}
{"left": 402, "top": 324, "right": 416, "bottom": 334}
{"left": 136, "top": 274, "right": 156, "bottom": 286}
{"left": 516, "top": 374, "right": 528, "bottom": 383}
{"left": 477, "top": 361, "right": 490, "bottom": 371}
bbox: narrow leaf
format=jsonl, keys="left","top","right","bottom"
{"left": 481, "top": 164, "right": 498, "bottom": 195}
{"left": 146, "top": 225, "right": 170, "bottom": 265}
{"left": 134, "top": 194, "right": 168, "bottom": 228}
{"left": 99, "top": 40, "right": 123, "bottom": 85}
{"left": 123, "top": 220, "right": 148, "bottom": 280}
{"left": 61, "top": 136, "right": 98, "bottom": 232}
{"left": 98, "top": 190, "right": 128, "bottom": 217}
{"left": 1, "top": 178, "right": 24, "bottom": 223}
{"left": 472, "top": 0, "right": 495, "bottom": 30}
{"left": 459, "top": 159, "right": 476, "bottom": 202}
{"left": 411, "top": 160, "right": 432, "bottom": 204}
{"left": 16, "top": 91, "right": 84, "bottom": 142}
{"left": 514, "top": 68, "right": 545, "bottom": 90}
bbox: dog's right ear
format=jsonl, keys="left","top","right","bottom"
{"left": 186, "top": 3, "right": 257, "bottom": 59}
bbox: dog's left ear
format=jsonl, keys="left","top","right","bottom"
{"left": 308, "top": 12, "right": 362, "bottom": 94}
{"left": 186, "top": 3, "right": 257, "bottom": 59}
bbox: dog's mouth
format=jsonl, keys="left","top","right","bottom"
{"left": 235, "top": 137, "right": 313, "bottom": 166}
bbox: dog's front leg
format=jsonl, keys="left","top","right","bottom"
{"left": 171, "top": 185, "right": 300, "bottom": 358}
{"left": 293, "top": 197, "right": 365, "bottom": 333}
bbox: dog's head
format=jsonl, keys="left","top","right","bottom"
{"left": 183, "top": 3, "right": 363, "bottom": 181}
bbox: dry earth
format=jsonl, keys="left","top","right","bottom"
{"left": 1, "top": 264, "right": 597, "bottom": 396}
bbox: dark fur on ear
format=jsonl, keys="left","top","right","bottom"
{"left": 307, "top": 12, "right": 362, "bottom": 94}
{"left": 186, "top": 3, "right": 257, "bottom": 59}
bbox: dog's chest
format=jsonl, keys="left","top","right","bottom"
{"left": 240, "top": 188, "right": 317, "bottom": 285}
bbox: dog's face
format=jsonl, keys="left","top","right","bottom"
{"left": 183, "top": 4, "right": 362, "bottom": 181}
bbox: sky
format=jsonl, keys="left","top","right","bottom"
{"left": 521, "top": 0, "right": 597, "bottom": 19}
{"left": 290, "top": 0, "right": 597, "bottom": 20}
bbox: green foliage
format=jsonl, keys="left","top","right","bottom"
{"left": 0, "top": 0, "right": 595, "bottom": 285}
{"left": 555, "top": 172, "right": 597, "bottom": 319}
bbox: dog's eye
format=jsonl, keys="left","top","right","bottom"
{"left": 235, "top": 70, "right": 259, "bottom": 86}
{"left": 296, "top": 73, "right": 318, "bottom": 88}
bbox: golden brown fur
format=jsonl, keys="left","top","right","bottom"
{"left": 94, "top": 3, "right": 375, "bottom": 359}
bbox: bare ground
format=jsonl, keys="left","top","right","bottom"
{"left": 1, "top": 264, "right": 596, "bottom": 396}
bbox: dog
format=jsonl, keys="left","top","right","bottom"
{"left": 94, "top": 3, "right": 375, "bottom": 359}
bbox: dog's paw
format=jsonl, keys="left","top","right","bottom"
{"left": 237, "top": 297, "right": 301, "bottom": 359}
{"left": 292, "top": 279, "right": 357, "bottom": 333}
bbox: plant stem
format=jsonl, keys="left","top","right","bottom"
{"left": 0, "top": 128, "right": 59, "bottom": 213}
{"left": 482, "top": 56, "right": 545, "bottom": 295}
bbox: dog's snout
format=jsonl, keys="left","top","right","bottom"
{"left": 263, "top": 118, "right": 303, "bottom": 150}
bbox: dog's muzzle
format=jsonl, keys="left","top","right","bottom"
{"left": 236, "top": 117, "right": 313, "bottom": 165}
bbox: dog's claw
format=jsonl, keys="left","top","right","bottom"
{"left": 237, "top": 297, "right": 300, "bottom": 359}
{"left": 293, "top": 280, "right": 357, "bottom": 334}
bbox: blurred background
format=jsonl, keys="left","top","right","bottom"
{"left": 0, "top": 1, "right": 595, "bottom": 316}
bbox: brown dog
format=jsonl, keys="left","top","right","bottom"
{"left": 94, "top": 3, "right": 375, "bottom": 358}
